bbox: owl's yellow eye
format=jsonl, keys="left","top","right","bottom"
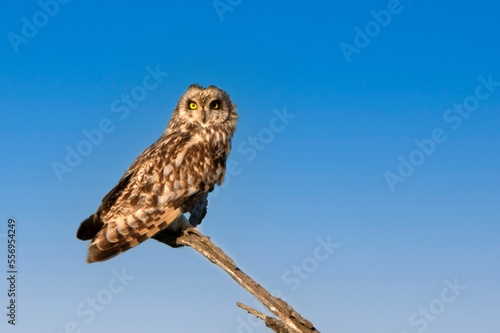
{"left": 210, "top": 101, "right": 220, "bottom": 109}
{"left": 189, "top": 102, "right": 198, "bottom": 110}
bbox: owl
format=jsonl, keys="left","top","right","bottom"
{"left": 76, "top": 84, "right": 238, "bottom": 263}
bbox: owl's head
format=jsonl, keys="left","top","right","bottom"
{"left": 174, "top": 84, "right": 237, "bottom": 129}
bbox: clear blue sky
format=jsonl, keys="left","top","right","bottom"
{"left": 1, "top": 1, "right": 499, "bottom": 332}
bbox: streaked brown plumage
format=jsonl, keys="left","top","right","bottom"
{"left": 77, "top": 84, "right": 238, "bottom": 263}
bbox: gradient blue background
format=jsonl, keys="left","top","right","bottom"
{"left": 1, "top": 1, "right": 499, "bottom": 332}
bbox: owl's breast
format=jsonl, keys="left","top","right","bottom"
{"left": 131, "top": 132, "right": 231, "bottom": 210}
{"left": 191, "top": 140, "right": 228, "bottom": 187}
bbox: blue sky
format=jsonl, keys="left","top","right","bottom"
{"left": 1, "top": 0, "right": 499, "bottom": 332}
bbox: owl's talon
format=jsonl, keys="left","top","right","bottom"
{"left": 184, "top": 227, "right": 201, "bottom": 237}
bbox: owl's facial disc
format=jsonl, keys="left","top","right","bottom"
{"left": 177, "top": 85, "right": 233, "bottom": 128}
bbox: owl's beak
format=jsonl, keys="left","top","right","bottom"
{"left": 201, "top": 108, "right": 207, "bottom": 123}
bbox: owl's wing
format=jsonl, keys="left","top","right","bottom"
{"left": 75, "top": 133, "right": 168, "bottom": 242}
{"left": 80, "top": 132, "right": 204, "bottom": 263}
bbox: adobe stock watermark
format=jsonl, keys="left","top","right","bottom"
{"left": 236, "top": 235, "right": 340, "bottom": 333}
{"left": 51, "top": 64, "right": 169, "bottom": 182}
{"left": 400, "top": 278, "right": 466, "bottom": 333}
{"left": 53, "top": 268, "right": 135, "bottom": 333}
{"left": 213, "top": 0, "right": 243, "bottom": 21}
{"left": 7, "top": 0, "right": 71, "bottom": 54}
{"left": 281, "top": 235, "right": 341, "bottom": 291}
{"left": 385, "top": 74, "right": 500, "bottom": 192}
{"left": 210, "top": 106, "right": 296, "bottom": 199}
{"left": 339, "top": 0, "right": 411, "bottom": 64}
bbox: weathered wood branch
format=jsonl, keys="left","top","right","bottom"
{"left": 237, "top": 302, "right": 291, "bottom": 333}
{"left": 153, "top": 222, "right": 319, "bottom": 333}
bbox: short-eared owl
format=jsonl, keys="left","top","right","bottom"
{"left": 77, "top": 84, "right": 238, "bottom": 263}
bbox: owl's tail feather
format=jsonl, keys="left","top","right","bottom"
{"left": 76, "top": 214, "right": 104, "bottom": 241}
{"left": 85, "top": 208, "right": 184, "bottom": 263}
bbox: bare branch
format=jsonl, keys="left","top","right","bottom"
{"left": 153, "top": 224, "right": 319, "bottom": 333}
{"left": 237, "top": 302, "right": 290, "bottom": 333}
